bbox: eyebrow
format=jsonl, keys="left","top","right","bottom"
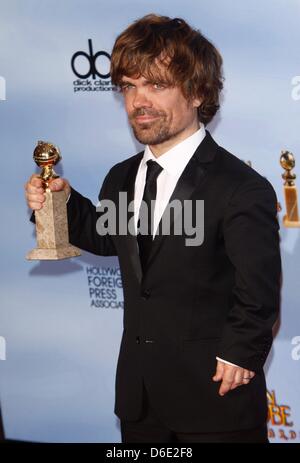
{"left": 120, "top": 78, "right": 168, "bottom": 86}
{"left": 120, "top": 79, "right": 136, "bottom": 85}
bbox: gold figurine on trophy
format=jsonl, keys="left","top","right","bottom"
{"left": 26, "top": 141, "right": 81, "bottom": 260}
{"left": 280, "top": 150, "right": 300, "bottom": 228}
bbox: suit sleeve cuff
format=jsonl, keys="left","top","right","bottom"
{"left": 216, "top": 356, "right": 240, "bottom": 368}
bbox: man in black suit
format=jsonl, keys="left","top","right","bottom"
{"left": 25, "top": 14, "right": 281, "bottom": 442}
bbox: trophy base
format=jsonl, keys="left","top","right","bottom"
{"left": 26, "top": 245, "right": 81, "bottom": 261}
{"left": 283, "top": 215, "right": 300, "bottom": 228}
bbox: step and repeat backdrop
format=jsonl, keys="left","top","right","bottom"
{"left": 0, "top": 0, "right": 299, "bottom": 443}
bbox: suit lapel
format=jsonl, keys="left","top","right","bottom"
{"left": 121, "top": 152, "right": 143, "bottom": 283}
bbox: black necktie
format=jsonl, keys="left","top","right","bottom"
{"left": 137, "top": 159, "right": 163, "bottom": 273}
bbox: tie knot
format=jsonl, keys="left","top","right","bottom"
{"left": 145, "top": 159, "right": 163, "bottom": 184}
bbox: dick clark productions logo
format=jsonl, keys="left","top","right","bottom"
{"left": 71, "top": 39, "right": 116, "bottom": 92}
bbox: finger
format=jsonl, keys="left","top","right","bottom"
{"left": 25, "top": 183, "right": 45, "bottom": 194}
{"left": 231, "top": 368, "right": 244, "bottom": 389}
{"left": 242, "top": 378, "right": 251, "bottom": 385}
{"left": 26, "top": 192, "right": 45, "bottom": 203}
{"left": 219, "top": 377, "right": 234, "bottom": 396}
{"left": 241, "top": 370, "right": 252, "bottom": 385}
{"left": 242, "top": 369, "right": 251, "bottom": 384}
{"left": 25, "top": 182, "right": 45, "bottom": 195}
{"left": 28, "top": 201, "right": 43, "bottom": 210}
{"left": 219, "top": 366, "right": 236, "bottom": 396}
{"left": 29, "top": 175, "right": 44, "bottom": 188}
{"left": 212, "top": 361, "right": 225, "bottom": 382}
{"left": 25, "top": 181, "right": 44, "bottom": 195}
{"left": 48, "top": 178, "right": 65, "bottom": 192}
{"left": 249, "top": 371, "right": 255, "bottom": 379}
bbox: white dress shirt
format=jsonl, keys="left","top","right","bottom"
{"left": 134, "top": 125, "right": 206, "bottom": 237}
{"left": 134, "top": 124, "right": 239, "bottom": 369}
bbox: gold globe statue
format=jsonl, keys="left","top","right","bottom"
{"left": 33, "top": 141, "right": 62, "bottom": 186}
{"left": 27, "top": 141, "right": 81, "bottom": 260}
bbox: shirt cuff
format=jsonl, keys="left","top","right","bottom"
{"left": 216, "top": 356, "right": 240, "bottom": 368}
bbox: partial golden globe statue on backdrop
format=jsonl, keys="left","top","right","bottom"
{"left": 280, "top": 150, "right": 300, "bottom": 228}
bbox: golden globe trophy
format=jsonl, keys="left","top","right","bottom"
{"left": 26, "top": 141, "right": 81, "bottom": 260}
{"left": 280, "top": 150, "right": 300, "bottom": 228}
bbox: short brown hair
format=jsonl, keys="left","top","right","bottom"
{"left": 110, "top": 14, "right": 224, "bottom": 125}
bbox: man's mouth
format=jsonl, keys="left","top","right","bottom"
{"left": 135, "top": 114, "right": 159, "bottom": 123}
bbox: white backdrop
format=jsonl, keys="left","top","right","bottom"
{"left": 0, "top": 0, "right": 299, "bottom": 443}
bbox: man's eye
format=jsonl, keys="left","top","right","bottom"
{"left": 153, "top": 83, "right": 165, "bottom": 90}
{"left": 121, "top": 84, "right": 134, "bottom": 92}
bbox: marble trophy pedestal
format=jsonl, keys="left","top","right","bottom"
{"left": 26, "top": 189, "right": 81, "bottom": 260}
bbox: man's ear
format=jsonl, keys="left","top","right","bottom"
{"left": 192, "top": 97, "right": 202, "bottom": 108}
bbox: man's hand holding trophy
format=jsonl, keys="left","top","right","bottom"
{"left": 25, "top": 141, "right": 81, "bottom": 260}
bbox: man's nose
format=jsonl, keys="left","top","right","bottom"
{"left": 132, "top": 89, "right": 152, "bottom": 109}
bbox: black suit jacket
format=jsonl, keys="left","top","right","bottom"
{"left": 0, "top": 406, "right": 4, "bottom": 441}
{"left": 66, "top": 130, "right": 281, "bottom": 433}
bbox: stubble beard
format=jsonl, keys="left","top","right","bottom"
{"left": 129, "top": 109, "right": 183, "bottom": 146}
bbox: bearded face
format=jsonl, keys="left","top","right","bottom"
{"left": 121, "top": 75, "right": 201, "bottom": 153}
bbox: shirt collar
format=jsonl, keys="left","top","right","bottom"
{"left": 142, "top": 124, "right": 206, "bottom": 176}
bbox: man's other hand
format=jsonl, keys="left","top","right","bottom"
{"left": 212, "top": 360, "right": 255, "bottom": 396}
